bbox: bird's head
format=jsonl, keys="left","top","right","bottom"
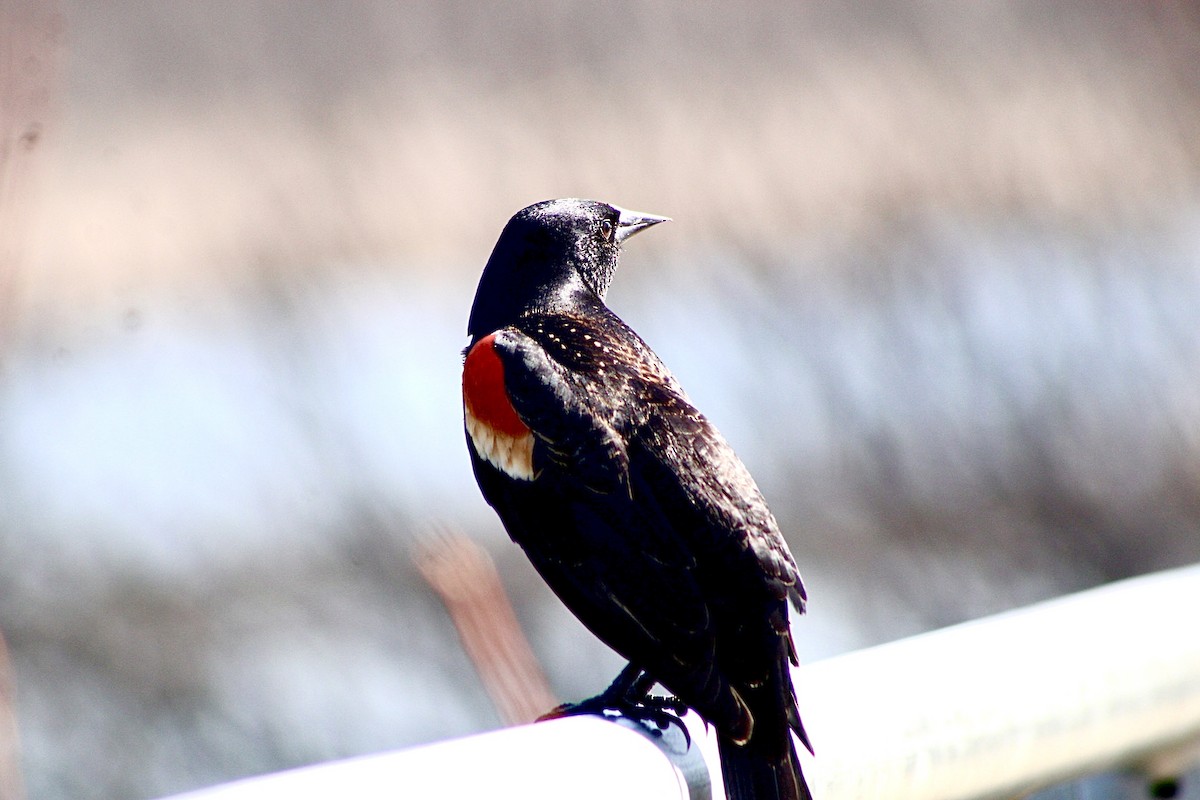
{"left": 467, "top": 199, "right": 669, "bottom": 337}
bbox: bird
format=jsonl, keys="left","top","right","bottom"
{"left": 462, "top": 198, "right": 813, "bottom": 800}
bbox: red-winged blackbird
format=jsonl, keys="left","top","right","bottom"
{"left": 463, "top": 199, "right": 813, "bottom": 800}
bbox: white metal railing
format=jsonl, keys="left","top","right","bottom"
{"left": 159, "top": 563, "right": 1200, "bottom": 800}
{"left": 800, "top": 562, "right": 1200, "bottom": 799}
{"left": 159, "top": 715, "right": 707, "bottom": 800}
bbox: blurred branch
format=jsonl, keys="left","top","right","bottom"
{"left": 416, "top": 525, "right": 558, "bottom": 726}
{"left": 0, "top": 2, "right": 57, "bottom": 792}
{"left": 0, "top": 628, "right": 23, "bottom": 800}
{"left": 0, "top": 0, "right": 61, "bottom": 356}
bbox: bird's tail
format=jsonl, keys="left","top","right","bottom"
{"left": 717, "top": 654, "right": 812, "bottom": 800}
{"left": 718, "top": 729, "right": 811, "bottom": 800}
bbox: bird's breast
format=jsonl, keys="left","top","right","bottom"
{"left": 463, "top": 333, "right": 535, "bottom": 480}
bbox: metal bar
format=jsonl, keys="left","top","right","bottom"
{"left": 159, "top": 714, "right": 707, "bottom": 800}
{"left": 158, "top": 563, "right": 1200, "bottom": 800}
{"left": 801, "top": 562, "right": 1200, "bottom": 799}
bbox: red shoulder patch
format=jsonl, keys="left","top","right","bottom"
{"left": 462, "top": 334, "right": 530, "bottom": 437}
{"left": 463, "top": 334, "right": 535, "bottom": 480}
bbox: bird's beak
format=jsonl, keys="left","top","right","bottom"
{"left": 614, "top": 206, "right": 671, "bottom": 243}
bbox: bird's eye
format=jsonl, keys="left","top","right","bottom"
{"left": 599, "top": 219, "right": 614, "bottom": 241}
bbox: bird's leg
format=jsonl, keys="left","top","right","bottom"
{"left": 538, "top": 663, "right": 690, "bottom": 743}
{"left": 613, "top": 667, "right": 690, "bottom": 741}
{"left": 608, "top": 662, "right": 654, "bottom": 705}
{"left": 537, "top": 662, "right": 646, "bottom": 721}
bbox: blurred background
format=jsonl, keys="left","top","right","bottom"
{"left": 2, "top": 1, "right": 1200, "bottom": 798}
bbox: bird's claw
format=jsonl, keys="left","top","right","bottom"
{"left": 536, "top": 694, "right": 612, "bottom": 722}
{"left": 636, "top": 694, "right": 692, "bottom": 745}
{"left": 537, "top": 691, "right": 691, "bottom": 745}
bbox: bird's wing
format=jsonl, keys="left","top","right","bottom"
{"left": 629, "top": 368, "right": 807, "bottom": 614}
{"left": 482, "top": 327, "right": 725, "bottom": 691}
{"left": 487, "top": 322, "right": 805, "bottom": 611}
{"left": 488, "top": 327, "right": 632, "bottom": 494}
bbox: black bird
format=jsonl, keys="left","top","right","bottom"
{"left": 462, "top": 199, "right": 813, "bottom": 800}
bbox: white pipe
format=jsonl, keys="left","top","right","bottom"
{"left": 158, "top": 564, "right": 1200, "bottom": 800}
{"left": 800, "top": 563, "right": 1200, "bottom": 799}
{"left": 158, "top": 714, "right": 707, "bottom": 800}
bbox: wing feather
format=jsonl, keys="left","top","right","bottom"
{"left": 482, "top": 326, "right": 718, "bottom": 676}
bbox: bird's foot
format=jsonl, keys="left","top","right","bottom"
{"left": 536, "top": 693, "right": 617, "bottom": 722}
{"left": 538, "top": 663, "right": 690, "bottom": 742}
{"left": 536, "top": 661, "right": 649, "bottom": 722}
{"left": 633, "top": 693, "right": 692, "bottom": 745}
{"left": 536, "top": 675, "right": 642, "bottom": 722}
{"left": 537, "top": 688, "right": 690, "bottom": 744}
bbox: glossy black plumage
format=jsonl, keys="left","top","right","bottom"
{"left": 463, "top": 199, "right": 812, "bottom": 800}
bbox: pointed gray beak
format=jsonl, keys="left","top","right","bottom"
{"left": 614, "top": 205, "right": 671, "bottom": 243}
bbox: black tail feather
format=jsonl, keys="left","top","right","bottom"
{"left": 718, "top": 731, "right": 812, "bottom": 800}
{"left": 718, "top": 632, "right": 813, "bottom": 800}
